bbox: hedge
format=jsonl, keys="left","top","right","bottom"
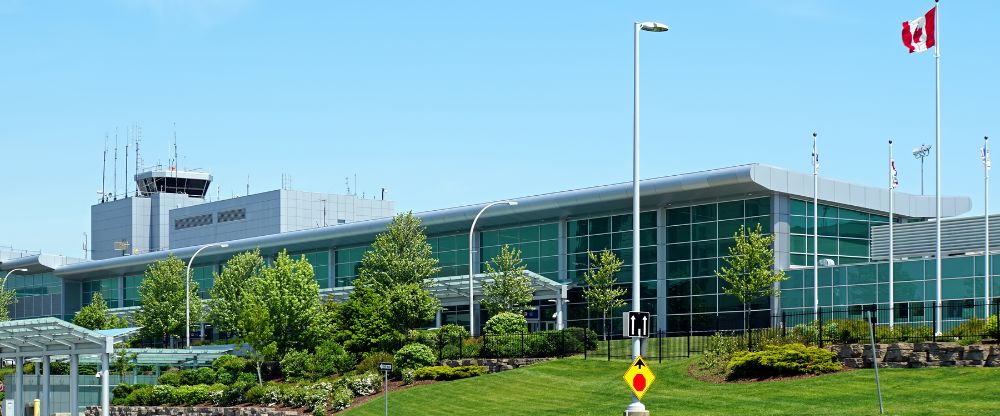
{"left": 413, "top": 365, "right": 485, "bottom": 381}
{"left": 727, "top": 343, "right": 840, "bottom": 380}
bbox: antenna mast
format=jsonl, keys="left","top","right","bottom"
{"left": 135, "top": 123, "right": 142, "bottom": 195}
{"left": 113, "top": 130, "right": 118, "bottom": 201}
{"left": 173, "top": 122, "right": 178, "bottom": 178}
{"left": 125, "top": 127, "right": 129, "bottom": 199}
{"left": 102, "top": 135, "right": 108, "bottom": 202}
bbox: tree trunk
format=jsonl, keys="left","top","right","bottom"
{"left": 602, "top": 311, "right": 608, "bottom": 342}
{"left": 255, "top": 361, "right": 264, "bottom": 385}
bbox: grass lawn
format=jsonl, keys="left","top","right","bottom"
{"left": 342, "top": 357, "right": 1000, "bottom": 415}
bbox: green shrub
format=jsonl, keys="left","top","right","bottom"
{"left": 122, "top": 385, "right": 156, "bottom": 406}
{"left": 727, "top": 343, "right": 840, "bottom": 380}
{"left": 944, "top": 318, "right": 987, "bottom": 343}
{"left": 356, "top": 351, "right": 394, "bottom": 374}
{"left": 988, "top": 315, "right": 1000, "bottom": 338}
{"left": 193, "top": 367, "right": 217, "bottom": 385}
{"left": 483, "top": 312, "right": 527, "bottom": 335}
{"left": 245, "top": 383, "right": 283, "bottom": 406}
{"left": 562, "top": 327, "right": 599, "bottom": 351}
{"left": 697, "top": 333, "right": 744, "bottom": 375}
{"left": 440, "top": 338, "right": 481, "bottom": 360}
{"left": 331, "top": 385, "right": 354, "bottom": 411}
{"left": 169, "top": 384, "right": 213, "bottom": 405}
{"left": 412, "top": 365, "right": 485, "bottom": 381}
{"left": 214, "top": 380, "right": 253, "bottom": 406}
{"left": 157, "top": 371, "right": 183, "bottom": 387}
{"left": 401, "top": 369, "right": 415, "bottom": 385}
{"left": 281, "top": 349, "right": 314, "bottom": 380}
{"left": 150, "top": 384, "right": 175, "bottom": 405}
{"left": 212, "top": 355, "right": 249, "bottom": 384}
{"left": 112, "top": 383, "right": 137, "bottom": 405}
{"left": 395, "top": 343, "right": 436, "bottom": 370}
{"left": 314, "top": 340, "right": 355, "bottom": 376}
{"left": 437, "top": 324, "right": 469, "bottom": 345}
{"left": 407, "top": 329, "right": 439, "bottom": 350}
{"left": 523, "top": 330, "right": 586, "bottom": 357}
{"left": 345, "top": 371, "right": 381, "bottom": 396}
{"left": 313, "top": 406, "right": 327, "bottom": 416}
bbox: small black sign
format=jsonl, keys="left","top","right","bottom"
{"left": 378, "top": 362, "right": 393, "bottom": 372}
{"left": 623, "top": 311, "right": 650, "bottom": 338}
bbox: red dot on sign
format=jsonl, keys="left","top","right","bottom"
{"left": 633, "top": 374, "right": 646, "bottom": 391}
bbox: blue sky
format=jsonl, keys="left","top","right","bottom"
{"left": 1, "top": 0, "right": 998, "bottom": 257}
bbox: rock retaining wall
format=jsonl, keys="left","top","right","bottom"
{"left": 828, "top": 342, "right": 1000, "bottom": 368}
{"left": 437, "top": 357, "right": 550, "bottom": 373}
{"left": 85, "top": 407, "right": 301, "bottom": 416}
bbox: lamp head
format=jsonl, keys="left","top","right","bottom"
{"left": 219, "top": 243, "right": 230, "bottom": 248}
{"left": 507, "top": 201, "right": 518, "bottom": 206}
{"left": 17, "top": 268, "right": 28, "bottom": 272}
{"left": 639, "top": 22, "right": 669, "bottom": 32}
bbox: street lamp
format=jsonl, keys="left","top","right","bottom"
{"left": 3, "top": 268, "right": 28, "bottom": 281}
{"left": 186, "top": 243, "right": 228, "bottom": 348}
{"left": 468, "top": 200, "right": 518, "bottom": 337}
{"left": 628, "top": 20, "right": 668, "bottom": 416}
{"left": 913, "top": 144, "right": 931, "bottom": 195}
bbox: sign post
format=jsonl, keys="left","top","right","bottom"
{"left": 378, "top": 362, "right": 392, "bottom": 416}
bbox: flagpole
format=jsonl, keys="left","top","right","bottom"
{"left": 813, "top": 132, "right": 819, "bottom": 318}
{"left": 889, "top": 139, "right": 895, "bottom": 328}
{"left": 934, "top": 0, "right": 943, "bottom": 336}
{"left": 984, "top": 136, "right": 990, "bottom": 318}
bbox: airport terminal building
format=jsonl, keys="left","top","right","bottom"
{"left": 2, "top": 163, "right": 988, "bottom": 337}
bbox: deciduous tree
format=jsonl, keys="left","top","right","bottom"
{"left": 582, "top": 249, "right": 626, "bottom": 340}
{"left": 209, "top": 249, "right": 264, "bottom": 335}
{"left": 481, "top": 244, "right": 534, "bottom": 316}
{"left": 73, "top": 292, "right": 128, "bottom": 330}
{"left": 134, "top": 255, "right": 202, "bottom": 343}
{"left": 716, "top": 224, "right": 786, "bottom": 334}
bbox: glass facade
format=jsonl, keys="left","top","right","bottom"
{"left": 5, "top": 272, "right": 65, "bottom": 320}
{"left": 291, "top": 251, "right": 330, "bottom": 289}
{"left": 789, "top": 199, "right": 888, "bottom": 267}
{"left": 334, "top": 245, "right": 370, "bottom": 288}
{"left": 665, "top": 197, "right": 772, "bottom": 332}
{"left": 82, "top": 277, "right": 119, "bottom": 309}
{"left": 565, "top": 211, "right": 656, "bottom": 334}
{"left": 480, "top": 222, "right": 560, "bottom": 281}
{"left": 428, "top": 234, "right": 469, "bottom": 278}
{"left": 782, "top": 255, "right": 1000, "bottom": 323}
{"left": 123, "top": 274, "right": 142, "bottom": 307}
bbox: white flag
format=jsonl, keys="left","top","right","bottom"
{"left": 890, "top": 160, "right": 899, "bottom": 189}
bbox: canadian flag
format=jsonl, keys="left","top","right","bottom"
{"left": 902, "top": 7, "right": 936, "bottom": 53}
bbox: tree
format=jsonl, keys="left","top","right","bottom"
{"left": 337, "top": 282, "right": 398, "bottom": 354}
{"left": 209, "top": 249, "right": 265, "bottom": 335}
{"left": 134, "top": 255, "right": 203, "bottom": 344}
{"left": 73, "top": 292, "right": 128, "bottom": 330}
{"left": 715, "top": 223, "right": 786, "bottom": 334}
{"left": 582, "top": 249, "right": 626, "bottom": 340}
{"left": 481, "top": 244, "right": 534, "bottom": 316}
{"left": 237, "top": 282, "right": 277, "bottom": 384}
{"left": 355, "top": 211, "right": 441, "bottom": 334}
{"left": 0, "top": 274, "right": 15, "bottom": 322}
{"left": 252, "top": 250, "right": 320, "bottom": 355}
{"left": 357, "top": 211, "right": 440, "bottom": 290}
{"left": 111, "top": 343, "right": 137, "bottom": 379}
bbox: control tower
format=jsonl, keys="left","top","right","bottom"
{"left": 91, "top": 169, "right": 211, "bottom": 260}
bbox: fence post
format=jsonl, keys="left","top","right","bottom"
{"left": 560, "top": 329, "right": 566, "bottom": 357}
{"left": 818, "top": 308, "right": 825, "bottom": 348}
{"left": 686, "top": 330, "right": 691, "bottom": 358}
{"left": 521, "top": 332, "right": 525, "bottom": 359}
{"left": 607, "top": 337, "right": 611, "bottom": 361}
{"left": 658, "top": 330, "right": 663, "bottom": 363}
{"left": 932, "top": 302, "right": 937, "bottom": 343}
{"left": 460, "top": 334, "right": 464, "bottom": 360}
{"left": 781, "top": 311, "right": 787, "bottom": 339}
{"left": 584, "top": 331, "right": 588, "bottom": 360}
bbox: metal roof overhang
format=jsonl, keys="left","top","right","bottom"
{"left": 0, "top": 254, "right": 83, "bottom": 274}
{"left": 78, "top": 347, "right": 234, "bottom": 366}
{"left": 323, "top": 270, "right": 567, "bottom": 306}
{"left": 54, "top": 164, "right": 971, "bottom": 280}
{"left": 0, "top": 318, "right": 137, "bottom": 359}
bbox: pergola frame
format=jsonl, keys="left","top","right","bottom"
{"left": 0, "top": 318, "right": 137, "bottom": 416}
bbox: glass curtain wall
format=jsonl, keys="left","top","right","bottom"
{"left": 82, "top": 277, "right": 120, "bottom": 309}
{"left": 782, "top": 255, "right": 1000, "bottom": 324}
{"left": 665, "top": 197, "right": 771, "bottom": 332}
{"left": 6, "top": 272, "right": 64, "bottom": 320}
{"left": 565, "top": 211, "right": 656, "bottom": 335}
{"left": 428, "top": 234, "right": 469, "bottom": 278}
{"left": 789, "top": 199, "right": 888, "bottom": 267}
{"left": 480, "top": 222, "right": 560, "bottom": 281}
{"left": 334, "top": 245, "right": 370, "bottom": 288}
{"left": 289, "top": 251, "right": 331, "bottom": 289}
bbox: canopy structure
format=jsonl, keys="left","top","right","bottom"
{"left": 323, "top": 270, "right": 570, "bottom": 330}
{"left": 0, "top": 318, "right": 137, "bottom": 416}
{"left": 78, "top": 346, "right": 235, "bottom": 367}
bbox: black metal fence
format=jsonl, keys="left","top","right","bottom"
{"left": 428, "top": 328, "right": 598, "bottom": 360}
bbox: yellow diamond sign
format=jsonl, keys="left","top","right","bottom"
{"left": 623, "top": 355, "right": 655, "bottom": 400}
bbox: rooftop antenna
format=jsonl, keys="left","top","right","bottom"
{"left": 247, "top": 174, "right": 250, "bottom": 196}
{"left": 173, "top": 122, "right": 178, "bottom": 178}
{"left": 125, "top": 126, "right": 129, "bottom": 199}
{"left": 135, "top": 123, "right": 142, "bottom": 195}
{"left": 113, "top": 129, "right": 118, "bottom": 200}
{"left": 381, "top": 187, "right": 385, "bottom": 200}
{"left": 102, "top": 135, "right": 108, "bottom": 202}
{"left": 82, "top": 232, "right": 88, "bottom": 260}
{"left": 354, "top": 174, "right": 357, "bottom": 197}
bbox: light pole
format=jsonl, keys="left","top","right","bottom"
{"left": 628, "top": 20, "right": 668, "bottom": 416}
{"left": 912, "top": 144, "right": 931, "bottom": 196}
{"left": 186, "top": 243, "right": 228, "bottom": 348}
{"left": 3, "top": 268, "right": 28, "bottom": 281}
{"left": 468, "top": 200, "right": 518, "bottom": 337}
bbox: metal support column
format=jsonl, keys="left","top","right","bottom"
{"left": 70, "top": 354, "right": 79, "bottom": 416}
{"left": 15, "top": 356, "right": 23, "bottom": 416}
{"left": 100, "top": 352, "right": 110, "bottom": 416}
{"left": 42, "top": 356, "right": 50, "bottom": 416}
